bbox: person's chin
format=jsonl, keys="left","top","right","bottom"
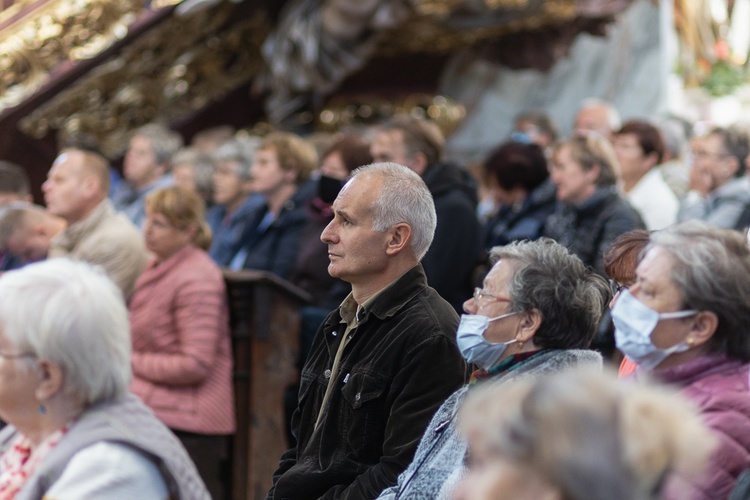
{"left": 327, "top": 262, "right": 344, "bottom": 278}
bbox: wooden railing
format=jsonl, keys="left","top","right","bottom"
{"left": 223, "top": 269, "right": 312, "bottom": 500}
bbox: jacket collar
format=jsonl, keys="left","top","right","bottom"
{"left": 135, "top": 245, "right": 197, "bottom": 289}
{"left": 324, "top": 264, "right": 428, "bottom": 330}
{"left": 649, "top": 353, "right": 744, "bottom": 386}
{"left": 51, "top": 199, "right": 113, "bottom": 252}
{"left": 560, "top": 186, "right": 617, "bottom": 217}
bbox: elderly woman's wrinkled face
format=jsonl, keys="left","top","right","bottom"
{"left": 0, "top": 331, "right": 39, "bottom": 430}
{"left": 630, "top": 247, "right": 696, "bottom": 352}
{"left": 463, "top": 260, "right": 523, "bottom": 346}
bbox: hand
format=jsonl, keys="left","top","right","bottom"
{"left": 689, "top": 165, "right": 714, "bottom": 196}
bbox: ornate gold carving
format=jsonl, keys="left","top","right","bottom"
{"left": 0, "top": 0, "right": 149, "bottom": 111}
{"left": 317, "top": 93, "right": 466, "bottom": 137}
{"left": 19, "top": 3, "right": 269, "bottom": 158}
{"left": 379, "top": 0, "right": 577, "bottom": 55}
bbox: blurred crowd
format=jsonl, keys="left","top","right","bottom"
{"left": 0, "top": 98, "right": 749, "bottom": 499}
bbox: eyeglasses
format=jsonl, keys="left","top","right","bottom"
{"left": 608, "top": 279, "right": 628, "bottom": 296}
{"left": 0, "top": 351, "right": 35, "bottom": 360}
{"left": 473, "top": 287, "right": 512, "bottom": 304}
{"left": 691, "top": 150, "right": 730, "bottom": 161}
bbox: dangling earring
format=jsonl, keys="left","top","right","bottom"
{"left": 518, "top": 340, "right": 524, "bottom": 350}
{"left": 38, "top": 404, "right": 46, "bottom": 415}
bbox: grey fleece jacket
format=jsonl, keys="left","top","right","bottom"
{"left": 376, "top": 349, "right": 603, "bottom": 500}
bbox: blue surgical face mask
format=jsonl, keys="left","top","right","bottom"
{"left": 456, "top": 312, "right": 520, "bottom": 369}
{"left": 612, "top": 289, "right": 698, "bottom": 371}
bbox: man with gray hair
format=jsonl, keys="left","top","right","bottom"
{"left": 573, "top": 98, "right": 621, "bottom": 139}
{"left": 268, "top": 162, "right": 467, "bottom": 499}
{"left": 111, "top": 123, "right": 183, "bottom": 227}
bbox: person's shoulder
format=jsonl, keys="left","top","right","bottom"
{"left": 600, "top": 193, "right": 646, "bottom": 225}
{"left": 683, "top": 361, "right": 750, "bottom": 416}
{"left": 399, "top": 285, "right": 459, "bottom": 338}
{"left": 45, "top": 441, "right": 170, "bottom": 498}
{"left": 174, "top": 247, "right": 224, "bottom": 282}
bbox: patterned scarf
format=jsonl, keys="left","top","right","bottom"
{"left": 0, "top": 426, "right": 69, "bottom": 499}
{"left": 469, "top": 349, "right": 550, "bottom": 384}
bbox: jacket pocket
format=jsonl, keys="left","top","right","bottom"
{"left": 340, "top": 372, "right": 387, "bottom": 453}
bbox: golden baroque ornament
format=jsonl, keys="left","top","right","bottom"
{"left": 19, "top": 2, "right": 269, "bottom": 158}
{"left": 0, "top": 0, "right": 148, "bottom": 111}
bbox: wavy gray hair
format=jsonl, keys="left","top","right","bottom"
{"left": 490, "top": 238, "right": 610, "bottom": 349}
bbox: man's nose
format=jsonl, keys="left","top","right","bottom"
{"left": 320, "top": 221, "right": 336, "bottom": 244}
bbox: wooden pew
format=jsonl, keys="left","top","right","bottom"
{"left": 223, "top": 269, "right": 312, "bottom": 500}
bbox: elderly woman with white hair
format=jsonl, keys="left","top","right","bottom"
{"left": 0, "top": 259, "right": 209, "bottom": 499}
{"left": 612, "top": 221, "right": 750, "bottom": 498}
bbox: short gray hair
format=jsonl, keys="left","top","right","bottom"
{"left": 133, "top": 123, "right": 184, "bottom": 166}
{"left": 490, "top": 238, "right": 609, "bottom": 349}
{"left": 647, "top": 221, "right": 750, "bottom": 360}
{"left": 0, "top": 259, "right": 131, "bottom": 405}
{"left": 213, "top": 136, "right": 261, "bottom": 178}
{"left": 172, "top": 148, "right": 216, "bottom": 201}
{"left": 579, "top": 97, "right": 621, "bottom": 132}
{"left": 350, "top": 162, "right": 436, "bottom": 261}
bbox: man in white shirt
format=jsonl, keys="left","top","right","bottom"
{"left": 677, "top": 126, "right": 750, "bottom": 228}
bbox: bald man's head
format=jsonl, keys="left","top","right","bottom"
{"left": 42, "top": 148, "right": 111, "bottom": 223}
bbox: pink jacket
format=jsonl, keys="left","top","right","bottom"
{"left": 129, "top": 244, "right": 235, "bottom": 434}
{"left": 656, "top": 355, "right": 750, "bottom": 499}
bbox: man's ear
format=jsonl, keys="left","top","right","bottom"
{"left": 32, "top": 224, "right": 47, "bottom": 237}
{"left": 81, "top": 174, "right": 101, "bottom": 198}
{"left": 723, "top": 157, "right": 740, "bottom": 179}
{"left": 385, "top": 222, "right": 412, "bottom": 256}
{"left": 686, "top": 310, "right": 719, "bottom": 348}
{"left": 643, "top": 151, "right": 659, "bottom": 171}
{"left": 585, "top": 164, "right": 601, "bottom": 184}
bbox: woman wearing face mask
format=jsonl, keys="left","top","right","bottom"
{"left": 611, "top": 221, "right": 750, "bottom": 499}
{"left": 290, "top": 133, "right": 373, "bottom": 309}
{"left": 601, "top": 229, "right": 651, "bottom": 376}
{"left": 376, "top": 238, "right": 607, "bottom": 500}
